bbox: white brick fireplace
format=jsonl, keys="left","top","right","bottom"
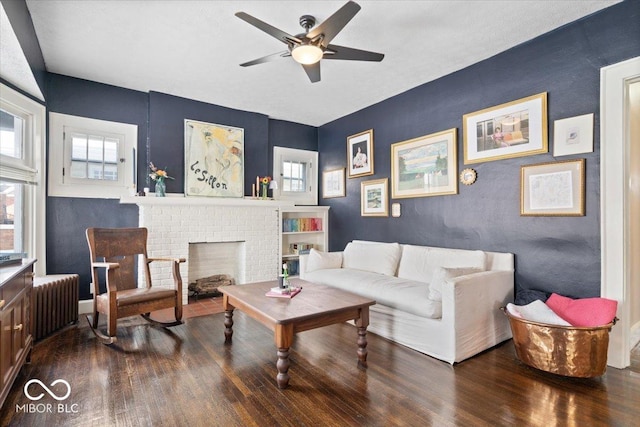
{"left": 121, "top": 196, "right": 294, "bottom": 304}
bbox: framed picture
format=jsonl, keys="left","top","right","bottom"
{"left": 347, "top": 129, "right": 374, "bottom": 178}
{"left": 463, "top": 92, "right": 548, "bottom": 164}
{"left": 553, "top": 113, "right": 594, "bottom": 156}
{"left": 184, "top": 119, "right": 244, "bottom": 198}
{"left": 391, "top": 128, "right": 458, "bottom": 199}
{"left": 521, "top": 159, "right": 585, "bottom": 216}
{"left": 322, "top": 168, "right": 345, "bottom": 198}
{"left": 361, "top": 178, "right": 388, "bottom": 217}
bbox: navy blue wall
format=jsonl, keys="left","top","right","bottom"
{"left": 318, "top": 0, "right": 640, "bottom": 299}
{"left": 45, "top": 74, "right": 146, "bottom": 297}
{"left": 44, "top": 78, "right": 317, "bottom": 299}
{"left": 147, "top": 92, "right": 270, "bottom": 195}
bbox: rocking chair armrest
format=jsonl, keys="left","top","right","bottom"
{"left": 90, "top": 262, "right": 120, "bottom": 294}
{"left": 91, "top": 261, "right": 121, "bottom": 270}
{"left": 147, "top": 257, "right": 186, "bottom": 264}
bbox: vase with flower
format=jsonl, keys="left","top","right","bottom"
{"left": 149, "top": 162, "right": 174, "bottom": 197}
{"left": 260, "top": 176, "right": 272, "bottom": 200}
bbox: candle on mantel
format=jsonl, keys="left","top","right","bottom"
{"left": 256, "top": 176, "right": 260, "bottom": 195}
{"left": 252, "top": 184, "right": 256, "bottom": 198}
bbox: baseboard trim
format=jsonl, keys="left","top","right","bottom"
{"left": 78, "top": 299, "right": 93, "bottom": 315}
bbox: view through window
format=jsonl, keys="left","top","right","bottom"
{"left": 0, "top": 108, "right": 25, "bottom": 253}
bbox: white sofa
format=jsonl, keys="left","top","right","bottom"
{"left": 299, "top": 240, "right": 514, "bottom": 364}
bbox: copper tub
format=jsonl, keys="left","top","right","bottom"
{"left": 501, "top": 307, "right": 616, "bottom": 378}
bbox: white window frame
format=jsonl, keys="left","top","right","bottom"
{"left": 0, "top": 83, "right": 46, "bottom": 275}
{"left": 273, "top": 146, "right": 318, "bottom": 205}
{"left": 48, "top": 112, "right": 137, "bottom": 198}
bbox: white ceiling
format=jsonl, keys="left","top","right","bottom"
{"left": 0, "top": 4, "right": 43, "bottom": 100}
{"left": 23, "top": 0, "right": 619, "bottom": 126}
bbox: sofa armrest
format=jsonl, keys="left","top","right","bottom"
{"left": 299, "top": 254, "right": 309, "bottom": 279}
{"left": 441, "top": 270, "right": 514, "bottom": 359}
{"left": 299, "top": 251, "right": 344, "bottom": 280}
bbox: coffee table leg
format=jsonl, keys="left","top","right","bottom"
{"left": 355, "top": 307, "right": 370, "bottom": 368}
{"left": 275, "top": 323, "right": 294, "bottom": 389}
{"left": 224, "top": 309, "right": 234, "bottom": 343}
{"left": 276, "top": 348, "right": 290, "bottom": 388}
{"left": 357, "top": 327, "right": 368, "bottom": 368}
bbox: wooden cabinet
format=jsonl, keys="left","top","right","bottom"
{"left": 279, "top": 206, "right": 329, "bottom": 277}
{"left": 0, "top": 259, "right": 35, "bottom": 409}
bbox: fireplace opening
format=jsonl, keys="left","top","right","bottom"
{"left": 187, "top": 241, "right": 244, "bottom": 301}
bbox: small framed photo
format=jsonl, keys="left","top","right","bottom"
{"left": 521, "top": 159, "right": 585, "bottom": 216}
{"left": 553, "top": 113, "right": 594, "bottom": 156}
{"left": 322, "top": 168, "right": 345, "bottom": 198}
{"left": 347, "top": 129, "right": 374, "bottom": 178}
{"left": 391, "top": 128, "right": 458, "bottom": 199}
{"left": 463, "top": 92, "right": 548, "bottom": 164}
{"left": 361, "top": 178, "right": 388, "bottom": 217}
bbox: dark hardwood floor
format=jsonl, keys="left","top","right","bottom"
{"left": 2, "top": 299, "right": 639, "bottom": 426}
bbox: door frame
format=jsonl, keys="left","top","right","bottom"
{"left": 600, "top": 56, "right": 640, "bottom": 368}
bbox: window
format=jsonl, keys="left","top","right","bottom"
{"left": 48, "top": 113, "right": 137, "bottom": 198}
{"left": 273, "top": 147, "right": 318, "bottom": 205}
{"left": 0, "top": 182, "right": 23, "bottom": 253}
{"left": 282, "top": 159, "right": 307, "bottom": 192}
{"left": 0, "top": 83, "right": 46, "bottom": 275}
{"left": 68, "top": 131, "right": 119, "bottom": 181}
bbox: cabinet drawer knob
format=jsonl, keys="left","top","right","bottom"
{"left": 0, "top": 299, "right": 4, "bottom": 309}
{"left": 14, "top": 323, "right": 23, "bottom": 331}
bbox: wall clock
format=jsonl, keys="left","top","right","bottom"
{"left": 460, "top": 168, "right": 477, "bottom": 185}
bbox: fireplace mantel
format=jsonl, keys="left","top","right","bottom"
{"left": 122, "top": 194, "right": 295, "bottom": 305}
{"left": 120, "top": 195, "right": 295, "bottom": 208}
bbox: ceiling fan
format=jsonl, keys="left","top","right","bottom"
{"left": 235, "top": 1, "right": 384, "bottom": 83}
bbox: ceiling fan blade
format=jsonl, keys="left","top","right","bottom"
{"left": 324, "top": 44, "right": 384, "bottom": 62}
{"left": 235, "top": 12, "right": 301, "bottom": 45}
{"left": 240, "top": 51, "right": 291, "bottom": 67}
{"left": 302, "top": 63, "right": 321, "bottom": 83}
{"left": 307, "top": 1, "right": 361, "bottom": 47}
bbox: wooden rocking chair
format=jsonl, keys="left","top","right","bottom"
{"left": 86, "top": 227, "right": 185, "bottom": 344}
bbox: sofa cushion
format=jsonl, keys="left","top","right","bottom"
{"left": 546, "top": 293, "right": 618, "bottom": 327}
{"left": 304, "top": 268, "right": 441, "bottom": 319}
{"left": 506, "top": 301, "right": 571, "bottom": 326}
{"left": 306, "top": 249, "right": 343, "bottom": 273}
{"left": 428, "top": 266, "right": 483, "bottom": 302}
{"left": 397, "top": 244, "right": 486, "bottom": 283}
{"left": 342, "top": 241, "right": 401, "bottom": 276}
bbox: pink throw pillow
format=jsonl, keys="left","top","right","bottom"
{"left": 546, "top": 293, "right": 618, "bottom": 327}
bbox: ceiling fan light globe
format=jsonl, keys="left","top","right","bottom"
{"left": 292, "top": 45, "right": 323, "bottom": 65}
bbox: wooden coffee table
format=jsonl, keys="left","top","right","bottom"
{"left": 219, "top": 279, "right": 376, "bottom": 389}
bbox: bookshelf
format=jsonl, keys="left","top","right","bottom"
{"left": 279, "top": 206, "right": 329, "bottom": 277}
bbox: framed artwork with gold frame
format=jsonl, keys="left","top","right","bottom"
{"left": 391, "top": 128, "right": 458, "bottom": 199}
{"left": 347, "top": 129, "right": 374, "bottom": 178}
{"left": 463, "top": 92, "right": 548, "bottom": 164}
{"left": 521, "top": 159, "right": 585, "bottom": 216}
{"left": 322, "top": 168, "right": 345, "bottom": 198}
{"left": 361, "top": 178, "right": 388, "bottom": 217}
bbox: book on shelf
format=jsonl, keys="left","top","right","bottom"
{"left": 0, "top": 252, "right": 26, "bottom": 266}
{"left": 289, "top": 243, "right": 313, "bottom": 255}
{"left": 284, "top": 259, "right": 299, "bottom": 276}
{"left": 282, "top": 217, "right": 323, "bottom": 232}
